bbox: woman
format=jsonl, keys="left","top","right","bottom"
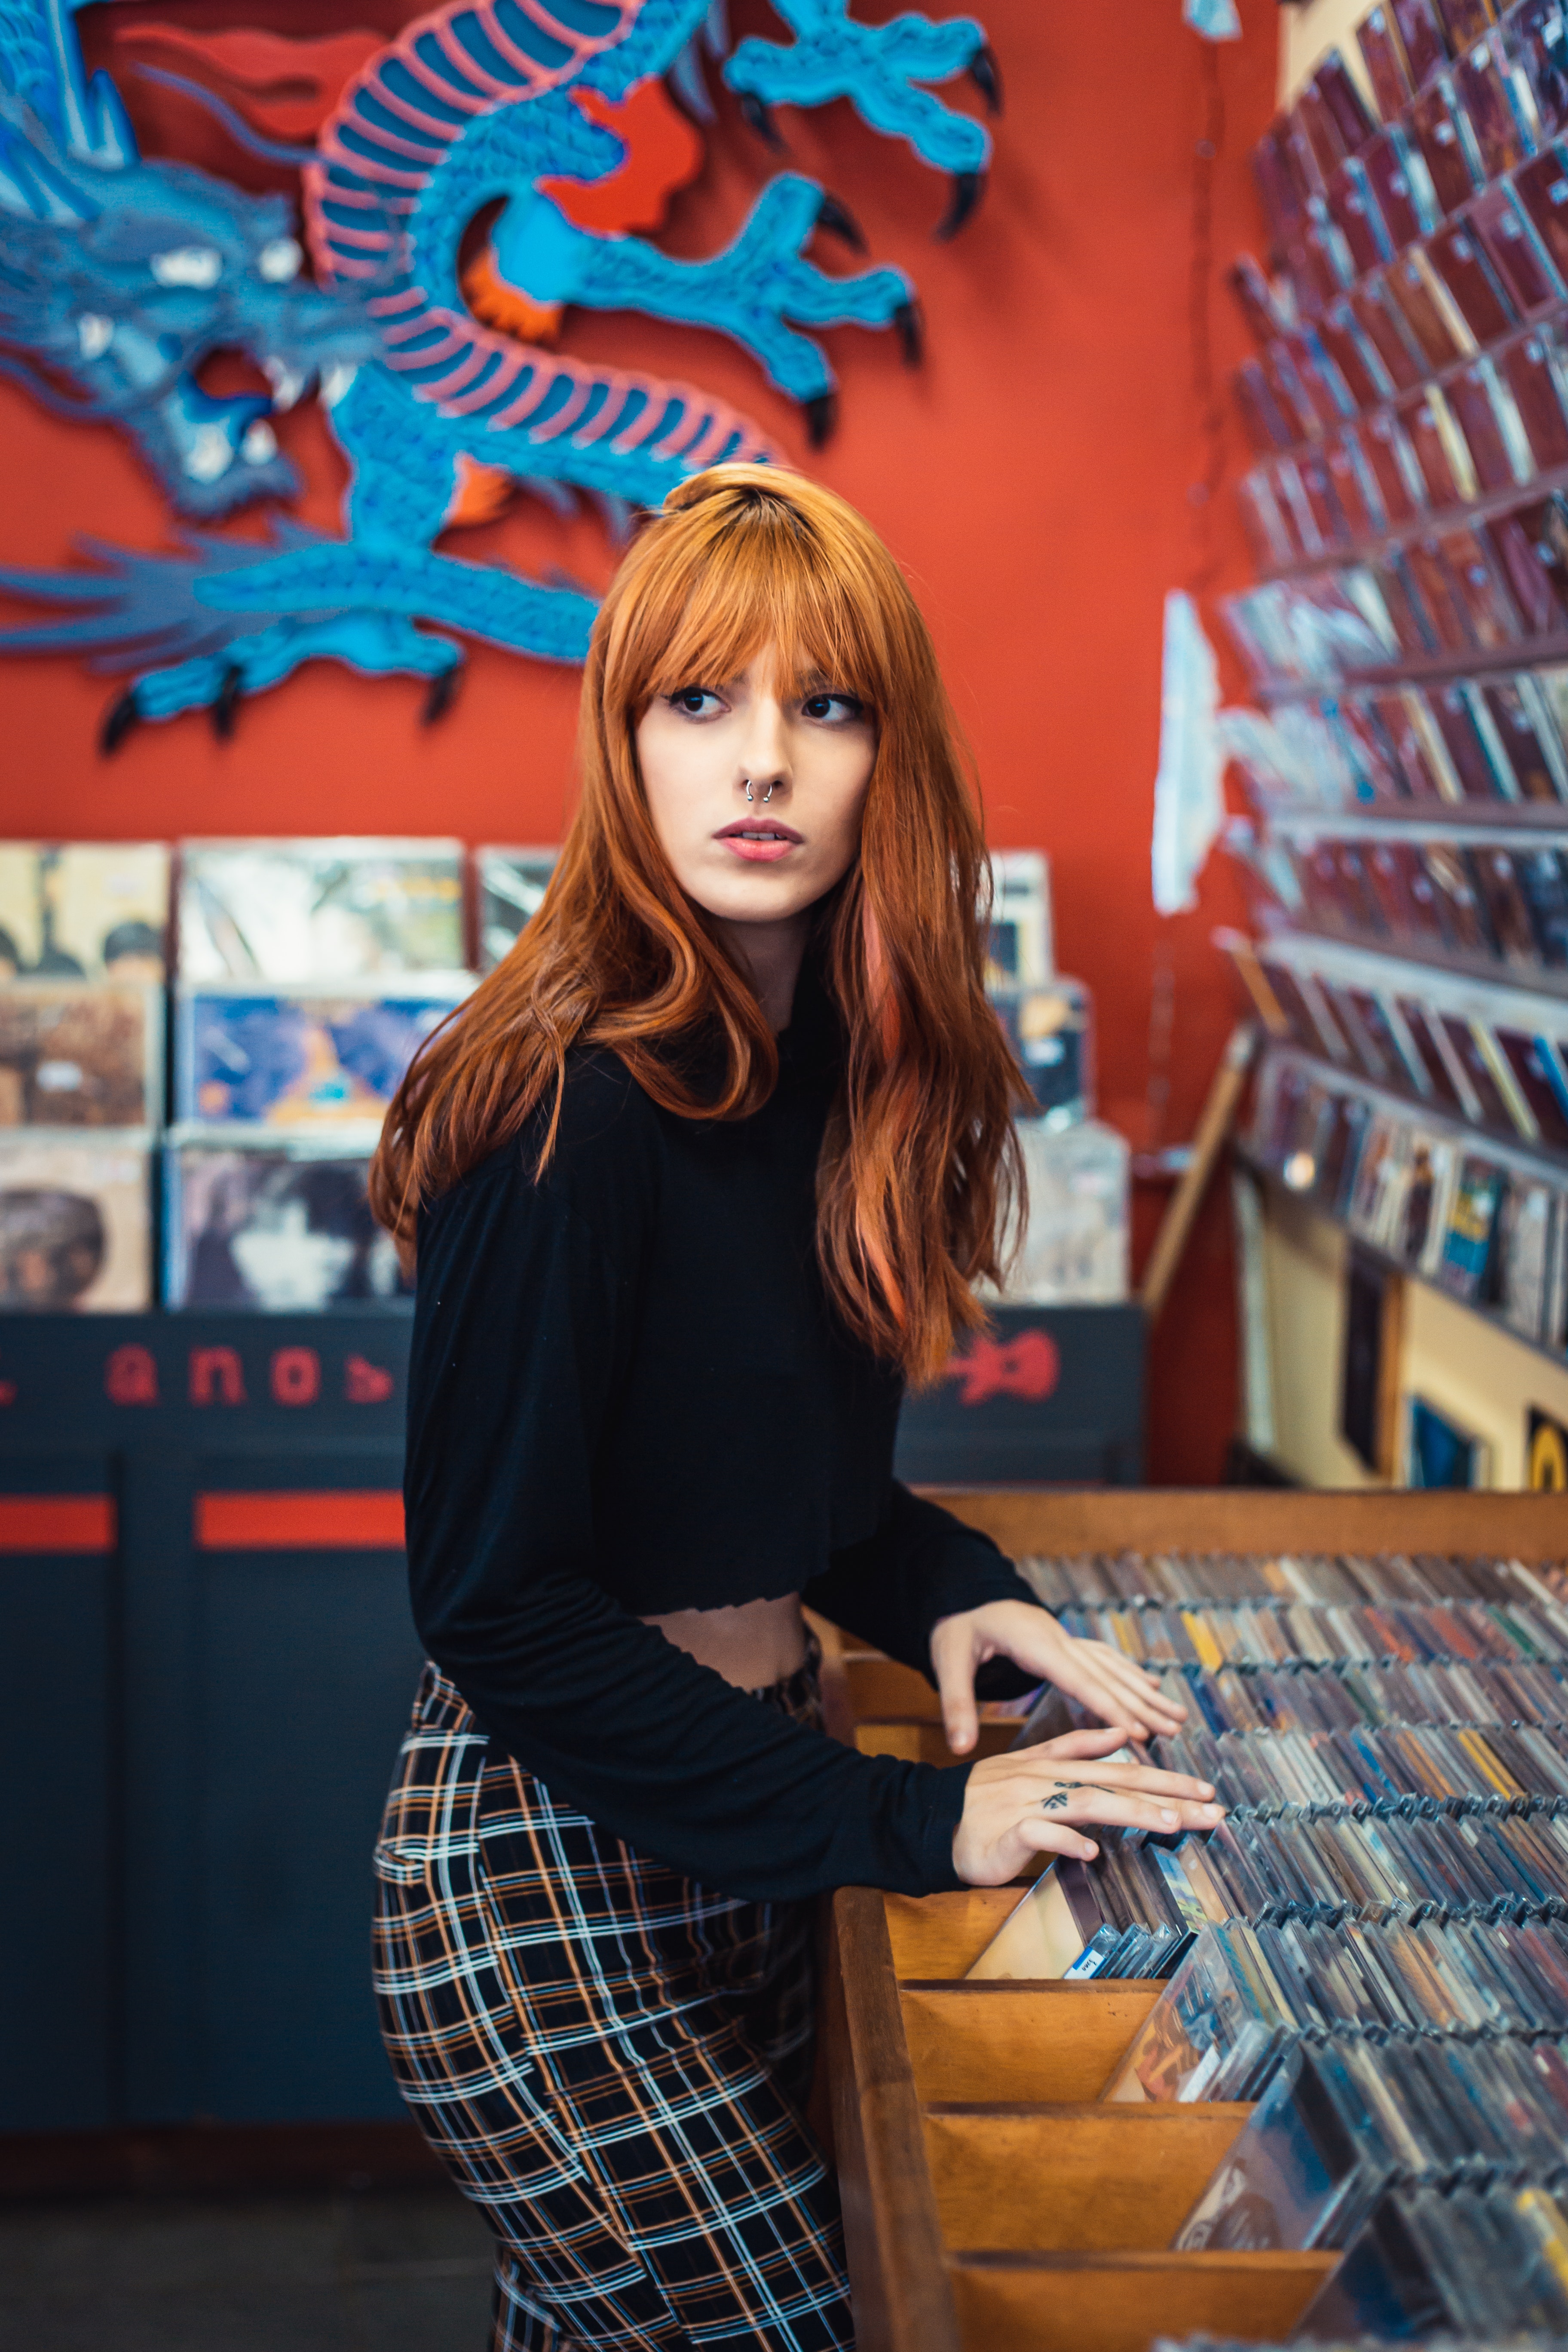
{"left": 369, "top": 465, "right": 1218, "bottom": 2352}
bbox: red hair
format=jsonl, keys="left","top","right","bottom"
{"left": 371, "top": 463, "right": 1027, "bottom": 1384}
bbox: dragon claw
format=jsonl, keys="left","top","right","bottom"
{"left": 212, "top": 665, "right": 243, "bottom": 740}
{"left": 893, "top": 298, "right": 924, "bottom": 367}
{"left": 422, "top": 664, "right": 464, "bottom": 726}
{"left": 936, "top": 169, "right": 985, "bottom": 242}
{"left": 969, "top": 44, "right": 1004, "bottom": 118}
{"left": 815, "top": 193, "right": 868, "bottom": 254}
{"left": 100, "top": 686, "right": 141, "bottom": 757}
{"left": 738, "top": 90, "right": 784, "bottom": 148}
{"left": 803, "top": 391, "right": 838, "bottom": 448}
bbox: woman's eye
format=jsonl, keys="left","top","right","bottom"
{"left": 669, "top": 687, "right": 722, "bottom": 717}
{"left": 802, "top": 691, "right": 864, "bottom": 723}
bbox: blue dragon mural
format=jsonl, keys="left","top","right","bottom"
{"left": 0, "top": 0, "right": 999, "bottom": 745}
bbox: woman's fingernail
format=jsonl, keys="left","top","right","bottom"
{"left": 1200, "top": 1803, "right": 1222, "bottom": 1819}
{"left": 1161, "top": 1808, "right": 1180, "bottom": 1826}
{"left": 1199, "top": 1783, "right": 1215, "bottom": 1798}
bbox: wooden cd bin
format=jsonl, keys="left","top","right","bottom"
{"left": 818, "top": 1485, "right": 1568, "bottom": 2352}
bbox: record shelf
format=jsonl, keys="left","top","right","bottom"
{"left": 818, "top": 1482, "right": 1568, "bottom": 2352}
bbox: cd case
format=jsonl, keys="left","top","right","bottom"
{"left": 0, "top": 980, "right": 163, "bottom": 1130}
{"left": 0, "top": 1132, "right": 152, "bottom": 1311}
{"left": 178, "top": 839, "right": 467, "bottom": 980}
{"left": 0, "top": 843, "right": 168, "bottom": 980}
{"left": 175, "top": 982, "right": 470, "bottom": 1128}
{"left": 164, "top": 1138, "right": 412, "bottom": 1312}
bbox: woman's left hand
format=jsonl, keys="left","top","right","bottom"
{"left": 929, "top": 1599, "right": 1188, "bottom": 1755}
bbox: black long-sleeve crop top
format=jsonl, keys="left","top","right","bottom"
{"left": 403, "top": 959, "right": 1047, "bottom": 1902}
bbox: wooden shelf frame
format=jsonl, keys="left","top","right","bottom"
{"left": 822, "top": 1485, "right": 1565, "bottom": 2352}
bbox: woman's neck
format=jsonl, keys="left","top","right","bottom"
{"left": 715, "top": 909, "right": 811, "bottom": 1033}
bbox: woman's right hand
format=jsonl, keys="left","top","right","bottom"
{"left": 951, "top": 1725, "right": 1225, "bottom": 1887}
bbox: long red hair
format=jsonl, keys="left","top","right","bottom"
{"left": 371, "top": 463, "right": 1027, "bottom": 1385}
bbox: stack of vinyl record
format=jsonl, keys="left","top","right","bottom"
{"left": 1222, "top": 0, "right": 1568, "bottom": 1368}
{"left": 0, "top": 842, "right": 169, "bottom": 1311}
{"left": 165, "top": 839, "right": 475, "bottom": 1312}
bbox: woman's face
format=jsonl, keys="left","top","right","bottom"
{"left": 635, "top": 642, "right": 876, "bottom": 934}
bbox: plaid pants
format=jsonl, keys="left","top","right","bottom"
{"left": 372, "top": 1657, "right": 854, "bottom": 2352}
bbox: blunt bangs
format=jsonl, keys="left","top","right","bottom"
{"left": 614, "top": 478, "right": 893, "bottom": 720}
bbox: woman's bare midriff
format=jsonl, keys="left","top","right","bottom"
{"left": 640, "top": 1592, "right": 807, "bottom": 1690}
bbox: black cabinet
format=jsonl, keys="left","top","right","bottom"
{"left": 0, "top": 1302, "right": 1143, "bottom": 2131}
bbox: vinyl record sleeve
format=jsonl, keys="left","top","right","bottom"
{"left": 0, "top": 980, "right": 162, "bottom": 1129}
{"left": 178, "top": 839, "right": 467, "bottom": 980}
{"left": 176, "top": 982, "right": 471, "bottom": 1128}
{"left": 1394, "top": 0, "right": 1453, "bottom": 91}
{"left": 0, "top": 1131, "right": 151, "bottom": 1311}
{"left": 165, "top": 1139, "right": 412, "bottom": 1312}
{"left": 476, "top": 846, "right": 560, "bottom": 974}
{"left": 986, "top": 850, "right": 1054, "bottom": 989}
{"left": 1358, "top": 5, "right": 1417, "bottom": 116}
{"left": 0, "top": 843, "right": 169, "bottom": 981}
{"left": 1474, "top": 185, "right": 1565, "bottom": 316}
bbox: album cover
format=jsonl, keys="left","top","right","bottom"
{"left": 1408, "top": 83, "right": 1477, "bottom": 219}
{"left": 0, "top": 980, "right": 161, "bottom": 1129}
{"left": 1513, "top": 147, "right": 1568, "bottom": 297}
{"left": 164, "top": 1141, "right": 411, "bottom": 1312}
{"left": 1439, "top": 1151, "right": 1505, "bottom": 1295}
{"left": 0, "top": 843, "right": 168, "bottom": 981}
{"left": 1492, "top": 1023, "right": 1568, "bottom": 1146}
{"left": 995, "top": 1118, "right": 1127, "bottom": 1304}
{"left": 1426, "top": 224, "right": 1514, "bottom": 349}
{"left": 986, "top": 851, "right": 1054, "bottom": 990}
{"left": 0, "top": 1132, "right": 151, "bottom": 1311}
{"left": 477, "top": 846, "right": 559, "bottom": 974}
{"left": 1453, "top": 36, "right": 1533, "bottom": 180}
{"left": 1357, "top": 6, "right": 1416, "bottom": 117}
{"left": 178, "top": 839, "right": 467, "bottom": 980}
{"left": 1478, "top": 188, "right": 1565, "bottom": 328}
{"left": 176, "top": 984, "right": 470, "bottom": 1128}
{"left": 1392, "top": 1131, "right": 1457, "bottom": 1275}
{"left": 1517, "top": 845, "right": 1568, "bottom": 957}
{"left": 1408, "top": 1394, "right": 1491, "bottom": 1487}
{"left": 1479, "top": 676, "right": 1568, "bottom": 802}
{"left": 993, "top": 982, "right": 1093, "bottom": 1127}
{"left": 1356, "top": 415, "right": 1425, "bottom": 529}
{"left": 1472, "top": 845, "right": 1544, "bottom": 965}
{"left": 1494, "top": 1172, "right": 1556, "bottom": 1340}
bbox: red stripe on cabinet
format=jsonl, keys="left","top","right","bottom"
{"left": 0, "top": 1496, "right": 116, "bottom": 1553}
{"left": 195, "top": 1491, "right": 405, "bottom": 1551}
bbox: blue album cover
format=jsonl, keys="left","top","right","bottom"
{"left": 178, "top": 989, "right": 466, "bottom": 1127}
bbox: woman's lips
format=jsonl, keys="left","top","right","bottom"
{"left": 714, "top": 819, "right": 802, "bottom": 864}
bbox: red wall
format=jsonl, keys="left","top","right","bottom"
{"left": 0, "top": 0, "right": 1278, "bottom": 1480}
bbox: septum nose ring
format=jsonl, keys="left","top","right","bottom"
{"left": 744, "top": 779, "right": 774, "bottom": 804}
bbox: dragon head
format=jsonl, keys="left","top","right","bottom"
{"left": 0, "top": 92, "right": 377, "bottom": 518}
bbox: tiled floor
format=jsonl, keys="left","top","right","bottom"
{"left": 0, "top": 2183, "right": 495, "bottom": 2352}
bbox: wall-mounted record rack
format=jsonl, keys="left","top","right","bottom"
{"left": 1222, "top": 0, "right": 1568, "bottom": 1376}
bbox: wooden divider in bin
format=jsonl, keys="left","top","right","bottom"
{"left": 899, "top": 1984, "right": 1162, "bottom": 2104}
{"left": 948, "top": 2249, "right": 1338, "bottom": 2352}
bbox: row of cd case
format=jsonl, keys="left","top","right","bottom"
{"left": 1223, "top": 512, "right": 1568, "bottom": 695}
{"left": 1017, "top": 1543, "right": 1558, "bottom": 1612}
{"left": 1243, "top": 826, "right": 1568, "bottom": 988}
{"left": 0, "top": 1130, "right": 407, "bottom": 1314}
{"left": 1248, "top": 1, "right": 1568, "bottom": 331}
{"left": 1250, "top": 1044, "right": 1568, "bottom": 1346}
{"left": 1232, "top": 675, "right": 1568, "bottom": 813}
